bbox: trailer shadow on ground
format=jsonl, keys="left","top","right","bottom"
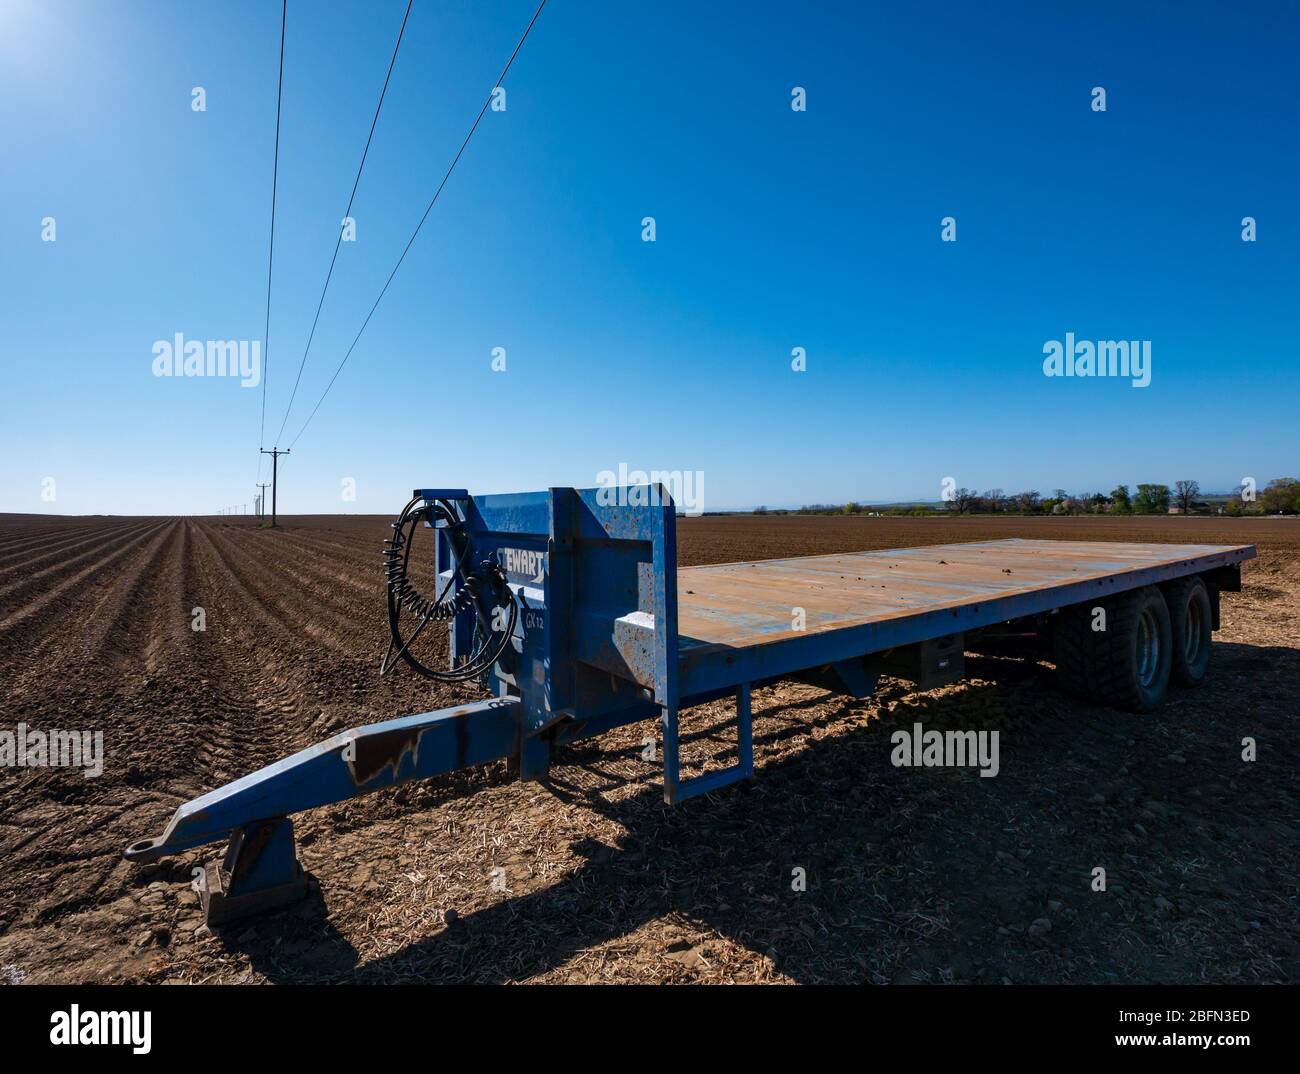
{"left": 229, "top": 640, "right": 1298, "bottom": 984}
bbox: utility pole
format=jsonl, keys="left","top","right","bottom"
{"left": 260, "top": 448, "right": 290, "bottom": 528}
{"left": 256, "top": 483, "right": 270, "bottom": 519}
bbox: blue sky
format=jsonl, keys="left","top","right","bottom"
{"left": 1, "top": 0, "right": 1296, "bottom": 515}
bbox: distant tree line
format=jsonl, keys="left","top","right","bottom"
{"left": 750, "top": 477, "right": 1300, "bottom": 518}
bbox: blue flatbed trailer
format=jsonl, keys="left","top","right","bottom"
{"left": 123, "top": 486, "right": 1255, "bottom": 924}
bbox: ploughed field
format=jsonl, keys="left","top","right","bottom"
{"left": 0, "top": 512, "right": 1295, "bottom": 983}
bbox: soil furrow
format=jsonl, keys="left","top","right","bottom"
{"left": 197, "top": 523, "right": 357, "bottom": 655}
{"left": 0, "top": 523, "right": 119, "bottom": 566}
{"left": 74, "top": 520, "right": 184, "bottom": 671}
{"left": 0, "top": 521, "right": 172, "bottom": 660}
{"left": 0, "top": 519, "right": 160, "bottom": 615}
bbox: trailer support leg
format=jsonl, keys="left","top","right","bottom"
{"left": 198, "top": 816, "right": 309, "bottom": 927}
{"left": 662, "top": 682, "right": 754, "bottom": 804}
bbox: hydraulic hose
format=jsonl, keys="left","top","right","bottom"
{"left": 380, "top": 495, "right": 518, "bottom": 682}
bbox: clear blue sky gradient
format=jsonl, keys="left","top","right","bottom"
{"left": 2, "top": 0, "right": 1296, "bottom": 514}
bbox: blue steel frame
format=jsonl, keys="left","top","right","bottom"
{"left": 429, "top": 485, "right": 757, "bottom": 801}
{"left": 123, "top": 485, "right": 1254, "bottom": 922}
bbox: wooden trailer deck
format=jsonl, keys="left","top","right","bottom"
{"left": 674, "top": 538, "right": 1255, "bottom": 669}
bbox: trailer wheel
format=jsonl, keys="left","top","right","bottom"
{"left": 1053, "top": 586, "right": 1172, "bottom": 713}
{"left": 1163, "top": 576, "right": 1213, "bottom": 687}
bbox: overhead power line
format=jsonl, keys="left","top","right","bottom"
{"left": 287, "top": 0, "right": 549, "bottom": 450}
{"left": 259, "top": 0, "right": 288, "bottom": 474}
{"left": 272, "top": 0, "right": 415, "bottom": 448}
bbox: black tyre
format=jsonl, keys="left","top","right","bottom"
{"left": 1052, "top": 585, "right": 1173, "bottom": 713}
{"left": 1052, "top": 603, "right": 1101, "bottom": 701}
{"left": 1162, "top": 576, "right": 1213, "bottom": 687}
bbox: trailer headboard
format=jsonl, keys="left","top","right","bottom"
{"left": 430, "top": 485, "right": 678, "bottom": 747}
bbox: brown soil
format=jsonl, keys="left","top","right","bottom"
{"left": 0, "top": 513, "right": 1295, "bottom": 984}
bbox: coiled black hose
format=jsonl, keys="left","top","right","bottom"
{"left": 380, "top": 495, "right": 518, "bottom": 682}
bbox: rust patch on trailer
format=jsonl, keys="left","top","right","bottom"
{"left": 347, "top": 727, "right": 424, "bottom": 787}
